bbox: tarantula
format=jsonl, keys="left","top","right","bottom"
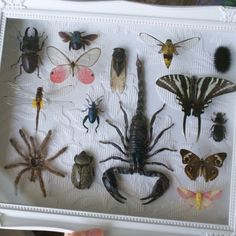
{"left": 4, "top": 129, "right": 68, "bottom": 197}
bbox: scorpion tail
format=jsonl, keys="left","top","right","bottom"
{"left": 102, "top": 167, "right": 127, "bottom": 204}
{"left": 140, "top": 172, "right": 169, "bottom": 205}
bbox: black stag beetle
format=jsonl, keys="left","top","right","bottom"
{"left": 11, "top": 27, "right": 48, "bottom": 79}
{"left": 82, "top": 95, "right": 103, "bottom": 133}
{"left": 99, "top": 56, "right": 176, "bottom": 205}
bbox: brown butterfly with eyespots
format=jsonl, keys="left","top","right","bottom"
{"left": 180, "top": 149, "right": 227, "bottom": 182}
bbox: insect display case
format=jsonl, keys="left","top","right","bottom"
{"left": 0, "top": 0, "right": 236, "bottom": 235}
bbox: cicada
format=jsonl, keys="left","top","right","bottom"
{"left": 47, "top": 46, "right": 101, "bottom": 84}
{"left": 139, "top": 33, "right": 200, "bottom": 68}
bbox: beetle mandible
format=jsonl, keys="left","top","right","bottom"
{"left": 11, "top": 27, "right": 48, "bottom": 79}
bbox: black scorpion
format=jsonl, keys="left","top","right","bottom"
{"left": 99, "top": 56, "right": 176, "bottom": 204}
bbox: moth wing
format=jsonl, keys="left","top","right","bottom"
{"left": 50, "top": 65, "right": 71, "bottom": 84}
{"left": 47, "top": 46, "right": 71, "bottom": 66}
{"left": 58, "top": 32, "right": 72, "bottom": 42}
{"left": 203, "top": 190, "right": 222, "bottom": 201}
{"left": 174, "top": 37, "right": 200, "bottom": 54}
{"left": 75, "top": 48, "right": 101, "bottom": 67}
{"left": 201, "top": 190, "right": 222, "bottom": 209}
{"left": 139, "top": 33, "right": 164, "bottom": 47}
{"left": 180, "top": 149, "right": 201, "bottom": 180}
{"left": 74, "top": 66, "right": 95, "bottom": 84}
{"left": 177, "top": 187, "right": 196, "bottom": 199}
{"left": 110, "top": 58, "right": 126, "bottom": 93}
{"left": 156, "top": 74, "right": 192, "bottom": 115}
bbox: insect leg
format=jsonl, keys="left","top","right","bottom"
{"left": 36, "top": 65, "right": 42, "bottom": 79}
{"left": 39, "top": 35, "right": 48, "bottom": 50}
{"left": 9, "top": 138, "right": 29, "bottom": 161}
{"left": 46, "top": 146, "right": 68, "bottom": 162}
{"left": 11, "top": 56, "right": 22, "bottom": 68}
{"left": 83, "top": 115, "right": 89, "bottom": 132}
{"left": 119, "top": 101, "right": 129, "bottom": 142}
{"left": 39, "top": 130, "right": 52, "bottom": 156}
{"left": 44, "top": 166, "right": 65, "bottom": 177}
{"left": 148, "top": 123, "right": 174, "bottom": 152}
{"left": 14, "top": 167, "right": 31, "bottom": 195}
{"left": 95, "top": 116, "right": 100, "bottom": 133}
{"left": 105, "top": 119, "right": 127, "bottom": 149}
{"left": 14, "top": 64, "right": 23, "bottom": 80}
{"left": 149, "top": 104, "right": 165, "bottom": 143}
{"left": 37, "top": 169, "right": 47, "bottom": 197}
{"left": 100, "top": 155, "right": 129, "bottom": 163}
{"left": 144, "top": 161, "right": 173, "bottom": 171}
{"left": 19, "top": 129, "right": 32, "bottom": 157}
{"left": 99, "top": 141, "right": 128, "bottom": 156}
{"left": 4, "top": 162, "right": 28, "bottom": 169}
{"left": 147, "top": 147, "right": 177, "bottom": 158}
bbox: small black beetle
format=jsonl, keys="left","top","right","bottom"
{"left": 82, "top": 95, "right": 103, "bottom": 133}
{"left": 11, "top": 27, "right": 48, "bottom": 79}
{"left": 210, "top": 112, "right": 227, "bottom": 142}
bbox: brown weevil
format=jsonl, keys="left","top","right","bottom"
{"left": 71, "top": 151, "right": 94, "bottom": 189}
{"left": 11, "top": 27, "right": 48, "bottom": 79}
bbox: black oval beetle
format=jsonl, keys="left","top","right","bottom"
{"left": 210, "top": 112, "right": 227, "bottom": 142}
{"left": 82, "top": 95, "right": 103, "bottom": 133}
{"left": 11, "top": 27, "right": 48, "bottom": 79}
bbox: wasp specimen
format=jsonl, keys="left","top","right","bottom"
{"left": 110, "top": 48, "right": 127, "bottom": 93}
{"left": 11, "top": 27, "right": 47, "bottom": 79}
{"left": 71, "top": 151, "right": 94, "bottom": 189}
{"left": 210, "top": 112, "right": 227, "bottom": 142}
{"left": 82, "top": 95, "right": 103, "bottom": 133}
{"left": 59, "top": 31, "right": 98, "bottom": 50}
{"left": 139, "top": 33, "right": 200, "bottom": 68}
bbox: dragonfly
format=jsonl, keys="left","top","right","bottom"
{"left": 3, "top": 82, "right": 75, "bottom": 131}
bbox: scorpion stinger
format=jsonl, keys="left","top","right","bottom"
{"left": 99, "top": 56, "right": 176, "bottom": 204}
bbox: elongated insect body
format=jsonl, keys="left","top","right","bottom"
{"left": 156, "top": 74, "right": 236, "bottom": 141}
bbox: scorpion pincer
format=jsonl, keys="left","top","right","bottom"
{"left": 99, "top": 56, "right": 176, "bottom": 204}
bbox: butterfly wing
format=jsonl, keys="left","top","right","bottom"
{"left": 173, "top": 37, "right": 200, "bottom": 54}
{"left": 139, "top": 33, "right": 164, "bottom": 48}
{"left": 75, "top": 48, "right": 101, "bottom": 66}
{"left": 156, "top": 74, "right": 193, "bottom": 137}
{"left": 47, "top": 46, "right": 71, "bottom": 66}
{"left": 180, "top": 149, "right": 201, "bottom": 181}
{"left": 202, "top": 190, "right": 222, "bottom": 209}
{"left": 74, "top": 48, "right": 101, "bottom": 84}
{"left": 203, "top": 153, "right": 227, "bottom": 182}
{"left": 50, "top": 65, "right": 71, "bottom": 83}
{"left": 47, "top": 46, "right": 72, "bottom": 83}
{"left": 74, "top": 66, "right": 95, "bottom": 84}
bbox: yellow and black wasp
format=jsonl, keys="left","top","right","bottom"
{"left": 139, "top": 33, "right": 200, "bottom": 68}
